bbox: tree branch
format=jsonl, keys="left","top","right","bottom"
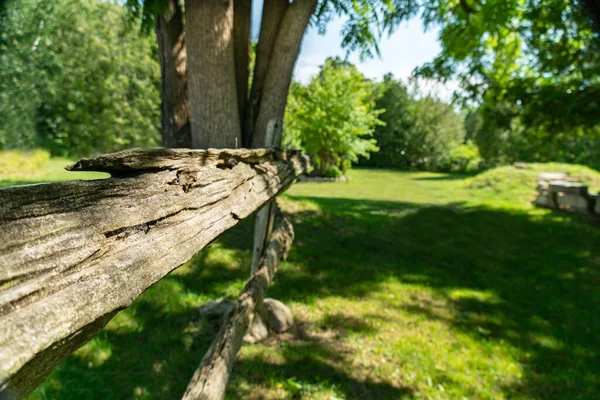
{"left": 243, "top": 0, "right": 289, "bottom": 147}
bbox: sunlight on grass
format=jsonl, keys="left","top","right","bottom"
{"left": 0, "top": 154, "right": 108, "bottom": 186}
{"left": 15, "top": 159, "right": 600, "bottom": 399}
{"left": 73, "top": 335, "right": 113, "bottom": 368}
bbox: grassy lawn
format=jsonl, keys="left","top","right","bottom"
{"left": 0, "top": 156, "right": 108, "bottom": 186}
{"left": 3, "top": 159, "right": 599, "bottom": 399}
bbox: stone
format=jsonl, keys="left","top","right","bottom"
{"left": 260, "top": 298, "right": 294, "bottom": 333}
{"left": 537, "top": 180, "right": 549, "bottom": 190}
{"left": 548, "top": 180, "right": 588, "bottom": 195}
{"left": 538, "top": 172, "right": 568, "bottom": 181}
{"left": 556, "top": 193, "right": 590, "bottom": 213}
{"left": 514, "top": 162, "right": 532, "bottom": 169}
{"left": 594, "top": 194, "right": 600, "bottom": 214}
{"left": 243, "top": 315, "right": 269, "bottom": 344}
{"left": 533, "top": 192, "right": 553, "bottom": 208}
{"left": 197, "top": 298, "right": 235, "bottom": 321}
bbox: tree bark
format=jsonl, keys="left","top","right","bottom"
{"left": 155, "top": 0, "right": 191, "bottom": 148}
{"left": 251, "top": 0, "right": 318, "bottom": 148}
{"left": 186, "top": 0, "right": 241, "bottom": 149}
{"left": 0, "top": 148, "right": 308, "bottom": 398}
{"left": 233, "top": 0, "right": 252, "bottom": 128}
{"left": 242, "top": 0, "right": 288, "bottom": 147}
{"left": 182, "top": 216, "right": 294, "bottom": 400}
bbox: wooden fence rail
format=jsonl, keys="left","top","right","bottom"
{"left": 0, "top": 148, "right": 308, "bottom": 398}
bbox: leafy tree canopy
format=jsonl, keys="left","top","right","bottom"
{"left": 363, "top": 74, "right": 474, "bottom": 171}
{"left": 416, "top": 0, "right": 600, "bottom": 134}
{"left": 283, "top": 57, "right": 382, "bottom": 177}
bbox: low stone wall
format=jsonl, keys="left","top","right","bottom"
{"left": 534, "top": 172, "right": 600, "bottom": 214}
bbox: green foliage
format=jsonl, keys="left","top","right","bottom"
{"left": 0, "top": 0, "right": 160, "bottom": 156}
{"left": 445, "top": 140, "right": 481, "bottom": 172}
{"left": 467, "top": 162, "right": 600, "bottom": 204}
{"left": 283, "top": 58, "right": 382, "bottom": 177}
{"left": 360, "top": 74, "right": 413, "bottom": 169}
{"left": 467, "top": 108, "right": 600, "bottom": 169}
{"left": 363, "top": 74, "right": 470, "bottom": 171}
{"left": 416, "top": 0, "right": 600, "bottom": 168}
{"left": 0, "top": 149, "right": 50, "bottom": 175}
{"left": 124, "top": 0, "right": 168, "bottom": 34}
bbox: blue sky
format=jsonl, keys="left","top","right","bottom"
{"left": 296, "top": 17, "right": 442, "bottom": 84}
{"left": 251, "top": 1, "right": 444, "bottom": 86}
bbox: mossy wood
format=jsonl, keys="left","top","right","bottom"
{"left": 0, "top": 148, "right": 308, "bottom": 397}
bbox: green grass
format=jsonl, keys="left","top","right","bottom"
{"left": 0, "top": 157, "right": 108, "bottom": 186}
{"left": 4, "top": 159, "right": 600, "bottom": 399}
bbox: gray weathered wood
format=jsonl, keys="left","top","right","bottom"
{"left": 182, "top": 216, "right": 294, "bottom": 400}
{"left": 0, "top": 148, "right": 308, "bottom": 397}
{"left": 250, "top": 124, "right": 278, "bottom": 275}
{"left": 250, "top": 202, "right": 275, "bottom": 274}
{"left": 65, "top": 147, "right": 279, "bottom": 173}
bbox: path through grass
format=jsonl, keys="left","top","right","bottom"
{"left": 6, "top": 162, "right": 599, "bottom": 399}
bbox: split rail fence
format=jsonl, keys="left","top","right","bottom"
{"left": 0, "top": 148, "right": 309, "bottom": 399}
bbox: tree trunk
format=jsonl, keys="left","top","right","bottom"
{"left": 155, "top": 0, "right": 191, "bottom": 148}
{"left": 242, "top": 0, "right": 288, "bottom": 147}
{"left": 251, "top": 0, "right": 318, "bottom": 148}
{"left": 186, "top": 0, "right": 241, "bottom": 149}
{"left": 233, "top": 0, "right": 252, "bottom": 128}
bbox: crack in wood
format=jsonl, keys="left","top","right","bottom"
{"left": 0, "top": 148, "right": 309, "bottom": 397}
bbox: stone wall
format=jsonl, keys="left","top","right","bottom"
{"left": 534, "top": 172, "right": 599, "bottom": 215}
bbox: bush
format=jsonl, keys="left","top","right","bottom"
{"left": 283, "top": 58, "right": 382, "bottom": 177}
{"left": 443, "top": 141, "right": 482, "bottom": 172}
{"left": 0, "top": 149, "right": 51, "bottom": 175}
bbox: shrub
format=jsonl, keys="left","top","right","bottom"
{"left": 444, "top": 141, "right": 482, "bottom": 172}
{"left": 0, "top": 149, "right": 51, "bottom": 175}
{"left": 283, "top": 58, "right": 382, "bottom": 177}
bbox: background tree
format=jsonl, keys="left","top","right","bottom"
{"left": 283, "top": 58, "right": 382, "bottom": 177}
{"left": 361, "top": 74, "right": 414, "bottom": 169}
{"left": 361, "top": 74, "right": 474, "bottom": 171}
{"left": 126, "top": 0, "right": 421, "bottom": 149}
{"left": 0, "top": 0, "right": 160, "bottom": 155}
{"left": 416, "top": 0, "right": 600, "bottom": 167}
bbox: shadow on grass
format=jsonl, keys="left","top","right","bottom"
{"left": 230, "top": 328, "right": 413, "bottom": 400}
{"left": 270, "top": 196, "right": 600, "bottom": 399}
{"left": 411, "top": 172, "right": 477, "bottom": 181}
{"left": 32, "top": 195, "right": 600, "bottom": 399}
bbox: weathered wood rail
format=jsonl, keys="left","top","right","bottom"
{"left": 183, "top": 215, "right": 294, "bottom": 400}
{"left": 0, "top": 148, "right": 308, "bottom": 398}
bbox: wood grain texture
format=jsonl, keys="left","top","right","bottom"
{"left": 182, "top": 216, "right": 294, "bottom": 400}
{"left": 0, "top": 148, "right": 308, "bottom": 397}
